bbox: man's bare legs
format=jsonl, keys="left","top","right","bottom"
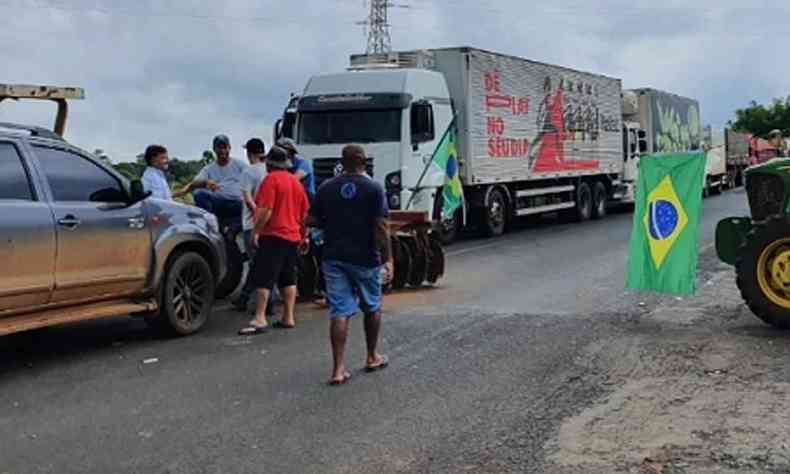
{"left": 364, "top": 311, "right": 387, "bottom": 369}
{"left": 330, "top": 317, "right": 350, "bottom": 383}
{"left": 252, "top": 288, "right": 270, "bottom": 327}
{"left": 280, "top": 285, "right": 297, "bottom": 327}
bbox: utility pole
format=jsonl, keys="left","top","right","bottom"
{"left": 366, "top": 0, "right": 392, "bottom": 54}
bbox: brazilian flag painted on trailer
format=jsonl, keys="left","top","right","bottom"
{"left": 431, "top": 118, "right": 464, "bottom": 219}
{"left": 626, "top": 152, "right": 706, "bottom": 295}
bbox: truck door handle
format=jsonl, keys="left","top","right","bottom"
{"left": 57, "top": 215, "right": 81, "bottom": 229}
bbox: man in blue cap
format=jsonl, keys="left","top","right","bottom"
{"left": 180, "top": 134, "right": 248, "bottom": 222}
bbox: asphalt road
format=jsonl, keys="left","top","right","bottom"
{"left": 0, "top": 190, "right": 750, "bottom": 474}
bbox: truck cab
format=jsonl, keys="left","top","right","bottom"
{"left": 290, "top": 55, "right": 454, "bottom": 221}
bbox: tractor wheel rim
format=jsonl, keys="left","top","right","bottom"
{"left": 757, "top": 239, "right": 790, "bottom": 310}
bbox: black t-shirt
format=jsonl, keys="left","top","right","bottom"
{"left": 310, "top": 174, "right": 389, "bottom": 268}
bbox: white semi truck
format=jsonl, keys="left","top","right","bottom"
{"left": 283, "top": 47, "right": 650, "bottom": 243}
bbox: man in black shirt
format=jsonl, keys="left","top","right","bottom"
{"left": 308, "top": 145, "right": 393, "bottom": 385}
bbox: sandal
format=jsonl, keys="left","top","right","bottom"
{"left": 238, "top": 324, "right": 268, "bottom": 336}
{"left": 272, "top": 321, "right": 296, "bottom": 330}
{"left": 328, "top": 372, "right": 352, "bottom": 386}
{"left": 364, "top": 355, "right": 389, "bottom": 373}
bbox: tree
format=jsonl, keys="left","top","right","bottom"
{"left": 729, "top": 97, "right": 790, "bottom": 137}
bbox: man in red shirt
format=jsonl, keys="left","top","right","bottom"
{"left": 238, "top": 146, "right": 310, "bottom": 335}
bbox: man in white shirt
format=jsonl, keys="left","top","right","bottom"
{"left": 179, "top": 134, "right": 248, "bottom": 222}
{"left": 233, "top": 138, "right": 272, "bottom": 312}
{"left": 140, "top": 144, "right": 175, "bottom": 200}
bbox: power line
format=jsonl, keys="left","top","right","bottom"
{"left": 366, "top": 0, "right": 392, "bottom": 54}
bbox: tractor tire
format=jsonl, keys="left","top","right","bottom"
{"left": 391, "top": 237, "right": 411, "bottom": 291}
{"left": 574, "top": 182, "right": 593, "bottom": 222}
{"left": 481, "top": 188, "right": 507, "bottom": 237}
{"left": 592, "top": 181, "right": 607, "bottom": 220}
{"left": 736, "top": 216, "right": 790, "bottom": 329}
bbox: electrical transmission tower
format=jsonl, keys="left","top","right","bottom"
{"left": 365, "top": 0, "right": 392, "bottom": 54}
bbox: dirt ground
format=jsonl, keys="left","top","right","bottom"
{"left": 545, "top": 259, "right": 790, "bottom": 474}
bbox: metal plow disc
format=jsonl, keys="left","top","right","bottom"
{"left": 426, "top": 234, "right": 445, "bottom": 284}
{"left": 403, "top": 236, "right": 427, "bottom": 288}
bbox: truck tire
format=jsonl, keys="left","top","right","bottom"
{"left": 437, "top": 212, "right": 460, "bottom": 246}
{"left": 154, "top": 251, "right": 215, "bottom": 336}
{"left": 574, "top": 182, "right": 593, "bottom": 222}
{"left": 736, "top": 216, "right": 790, "bottom": 329}
{"left": 592, "top": 181, "right": 607, "bottom": 220}
{"left": 481, "top": 188, "right": 507, "bottom": 237}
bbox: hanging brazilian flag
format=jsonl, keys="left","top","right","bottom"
{"left": 430, "top": 118, "right": 464, "bottom": 219}
{"left": 626, "top": 152, "right": 706, "bottom": 295}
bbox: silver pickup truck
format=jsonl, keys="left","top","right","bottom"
{"left": 0, "top": 84, "right": 226, "bottom": 337}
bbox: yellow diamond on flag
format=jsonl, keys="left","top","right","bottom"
{"left": 642, "top": 176, "right": 688, "bottom": 269}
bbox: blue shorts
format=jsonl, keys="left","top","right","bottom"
{"left": 322, "top": 259, "right": 382, "bottom": 319}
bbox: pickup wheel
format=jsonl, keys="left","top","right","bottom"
{"left": 157, "top": 251, "right": 215, "bottom": 336}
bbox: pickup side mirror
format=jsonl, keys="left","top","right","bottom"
{"left": 411, "top": 101, "right": 435, "bottom": 147}
{"left": 129, "top": 179, "right": 151, "bottom": 204}
{"left": 638, "top": 139, "right": 648, "bottom": 153}
{"left": 274, "top": 119, "right": 283, "bottom": 140}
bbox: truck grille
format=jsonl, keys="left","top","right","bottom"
{"left": 313, "top": 157, "right": 374, "bottom": 188}
{"left": 747, "top": 173, "right": 785, "bottom": 221}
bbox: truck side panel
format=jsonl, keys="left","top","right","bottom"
{"left": 725, "top": 129, "right": 750, "bottom": 165}
{"left": 634, "top": 89, "right": 702, "bottom": 154}
{"left": 432, "top": 49, "right": 473, "bottom": 182}
{"left": 448, "top": 49, "right": 623, "bottom": 185}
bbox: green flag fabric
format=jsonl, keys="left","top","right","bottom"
{"left": 626, "top": 152, "right": 706, "bottom": 295}
{"left": 430, "top": 119, "right": 463, "bottom": 219}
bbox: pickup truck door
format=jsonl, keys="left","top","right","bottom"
{"left": 0, "top": 141, "right": 56, "bottom": 313}
{"left": 31, "top": 145, "right": 152, "bottom": 304}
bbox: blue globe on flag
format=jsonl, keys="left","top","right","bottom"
{"left": 648, "top": 199, "right": 679, "bottom": 240}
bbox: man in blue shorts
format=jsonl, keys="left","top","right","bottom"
{"left": 308, "top": 144, "right": 393, "bottom": 385}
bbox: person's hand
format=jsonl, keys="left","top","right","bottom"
{"left": 252, "top": 232, "right": 260, "bottom": 248}
{"left": 383, "top": 259, "right": 394, "bottom": 285}
{"left": 298, "top": 237, "right": 310, "bottom": 256}
{"left": 206, "top": 180, "right": 220, "bottom": 192}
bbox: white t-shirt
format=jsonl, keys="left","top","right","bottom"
{"left": 240, "top": 163, "right": 268, "bottom": 230}
{"left": 195, "top": 158, "right": 248, "bottom": 200}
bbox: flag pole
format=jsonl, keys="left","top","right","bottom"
{"left": 405, "top": 115, "right": 456, "bottom": 211}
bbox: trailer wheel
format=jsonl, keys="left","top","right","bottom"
{"left": 482, "top": 188, "right": 507, "bottom": 237}
{"left": 592, "top": 182, "right": 607, "bottom": 220}
{"left": 574, "top": 182, "right": 593, "bottom": 222}
{"left": 391, "top": 237, "right": 411, "bottom": 291}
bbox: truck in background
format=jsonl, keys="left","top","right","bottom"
{"left": 283, "top": 47, "right": 651, "bottom": 244}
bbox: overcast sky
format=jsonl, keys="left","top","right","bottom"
{"left": 1, "top": 0, "right": 787, "bottom": 162}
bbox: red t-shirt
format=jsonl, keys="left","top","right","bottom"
{"left": 254, "top": 170, "right": 309, "bottom": 243}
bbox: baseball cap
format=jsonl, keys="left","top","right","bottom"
{"left": 244, "top": 138, "right": 266, "bottom": 154}
{"left": 265, "top": 145, "right": 293, "bottom": 169}
{"left": 276, "top": 137, "right": 298, "bottom": 154}
{"left": 212, "top": 134, "right": 231, "bottom": 148}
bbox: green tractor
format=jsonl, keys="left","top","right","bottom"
{"left": 717, "top": 158, "right": 790, "bottom": 328}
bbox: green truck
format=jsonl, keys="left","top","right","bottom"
{"left": 716, "top": 158, "right": 790, "bottom": 328}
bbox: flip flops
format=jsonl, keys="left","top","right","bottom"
{"left": 328, "top": 372, "right": 352, "bottom": 386}
{"left": 237, "top": 324, "right": 268, "bottom": 336}
{"left": 364, "top": 355, "right": 389, "bottom": 373}
{"left": 272, "top": 321, "right": 296, "bottom": 330}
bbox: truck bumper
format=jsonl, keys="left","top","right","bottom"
{"left": 715, "top": 217, "right": 753, "bottom": 265}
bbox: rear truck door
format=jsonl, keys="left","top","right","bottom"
{"left": 31, "top": 145, "right": 151, "bottom": 304}
{"left": 0, "top": 140, "right": 56, "bottom": 313}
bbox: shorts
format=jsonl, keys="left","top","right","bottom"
{"left": 322, "top": 259, "right": 382, "bottom": 319}
{"left": 251, "top": 236, "right": 299, "bottom": 290}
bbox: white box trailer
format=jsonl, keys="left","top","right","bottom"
{"left": 291, "top": 47, "right": 644, "bottom": 243}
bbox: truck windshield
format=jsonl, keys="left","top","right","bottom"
{"left": 298, "top": 109, "right": 401, "bottom": 144}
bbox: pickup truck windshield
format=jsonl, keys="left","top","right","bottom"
{"left": 298, "top": 109, "right": 401, "bottom": 145}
